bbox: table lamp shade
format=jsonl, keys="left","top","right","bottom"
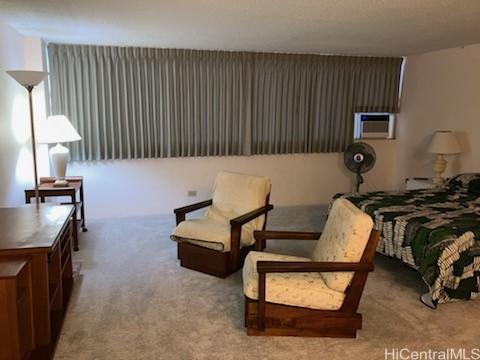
{"left": 6, "top": 70, "right": 48, "bottom": 87}
{"left": 37, "top": 115, "right": 81, "bottom": 144}
{"left": 428, "top": 130, "right": 460, "bottom": 154}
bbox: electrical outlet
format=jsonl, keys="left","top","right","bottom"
{"left": 187, "top": 190, "right": 197, "bottom": 197}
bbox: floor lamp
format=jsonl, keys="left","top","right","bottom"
{"left": 6, "top": 70, "right": 49, "bottom": 205}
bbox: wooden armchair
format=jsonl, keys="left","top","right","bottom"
{"left": 243, "top": 198, "right": 380, "bottom": 337}
{"left": 171, "top": 171, "right": 273, "bottom": 278}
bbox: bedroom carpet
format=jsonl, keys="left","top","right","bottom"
{"left": 55, "top": 206, "right": 480, "bottom": 360}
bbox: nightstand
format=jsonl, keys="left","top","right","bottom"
{"left": 405, "top": 178, "right": 437, "bottom": 190}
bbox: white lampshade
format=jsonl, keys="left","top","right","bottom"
{"left": 428, "top": 130, "right": 460, "bottom": 155}
{"left": 6, "top": 70, "right": 48, "bottom": 87}
{"left": 37, "top": 115, "right": 81, "bottom": 144}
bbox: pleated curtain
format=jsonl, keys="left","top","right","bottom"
{"left": 250, "top": 54, "right": 402, "bottom": 154}
{"left": 47, "top": 44, "right": 402, "bottom": 161}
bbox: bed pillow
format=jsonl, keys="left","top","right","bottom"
{"left": 446, "top": 173, "right": 480, "bottom": 194}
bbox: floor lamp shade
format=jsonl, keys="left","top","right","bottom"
{"left": 6, "top": 70, "right": 48, "bottom": 87}
{"left": 37, "top": 115, "right": 81, "bottom": 186}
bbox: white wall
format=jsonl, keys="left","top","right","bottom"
{"left": 0, "top": 21, "right": 25, "bottom": 206}
{"left": 396, "top": 44, "right": 480, "bottom": 184}
{"left": 0, "top": 21, "right": 48, "bottom": 206}
{"left": 70, "top": 139, "right": 397, "bottom": 219}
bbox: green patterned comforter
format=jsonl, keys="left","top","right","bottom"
{"left": 336, "top": 175, "right": 480, "bottom": 305}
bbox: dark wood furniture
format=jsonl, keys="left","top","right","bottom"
{"left": 174, "top": 197, "right": 273, "bottom": 278}
{"left": 0, "top": 259, "right": 34, "bottom": 360}
{"left": 25, "top": 176, "right": 87, "bottom": 251}
{"left": 245, "top": 229, "right": 381, "bottom": 338}
{"left": 0, "top": 205, "right": 75, "bottom": 359}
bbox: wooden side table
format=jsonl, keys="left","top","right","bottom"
{"left": 25, "top": 176, "right": 87, "bottom": 251}
{"left": 0, "top": 259, "right": 35, "bottom": 360}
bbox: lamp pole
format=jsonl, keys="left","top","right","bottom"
{"left": 27, "top": 85, "right": 40, "bottom": 204}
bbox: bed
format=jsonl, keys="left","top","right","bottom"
{"left": 335, "top": 173, "right": 480, "bottom": 307}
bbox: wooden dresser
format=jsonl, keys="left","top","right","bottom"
{"left": 0, "top": 204, "right": 75, "bottom": 360}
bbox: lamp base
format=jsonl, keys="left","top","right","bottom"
{"left": 432, "top": 154, "right": 447, "bottom": 186}
{"left": 53, "top": 179, "right": 69, "bottom": 187}
{"left": 50, "top": 143, "right": 70, "bottom": 186}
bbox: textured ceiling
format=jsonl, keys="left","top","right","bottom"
{"left": 1, "top": 0, "right": 480, "bottom": 56}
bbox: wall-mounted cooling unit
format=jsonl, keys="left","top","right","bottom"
{"left": 354, "top": 113, "right": 396, "bottom": 139}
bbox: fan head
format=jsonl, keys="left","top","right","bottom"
{"left": 344, "top": 142, "right": 376, "bottom": 174}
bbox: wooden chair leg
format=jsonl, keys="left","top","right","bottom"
{"left": 230, "top": 226, "right": 241, "bottom": 270}
{"left": 244, "top": 299, "right": 248, "bottom": 328}
{"left": 257, "top": 272, "right": 266, "bottom": 331}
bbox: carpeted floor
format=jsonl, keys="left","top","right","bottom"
{"left": 55, "top": 206, "right": 480, "bottom": 360}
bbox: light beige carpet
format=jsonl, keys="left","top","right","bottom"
{"left": 55, "top": 206, "right": 480, "bottom": 360}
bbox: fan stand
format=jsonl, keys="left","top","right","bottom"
{"left": 355, "top": 167, "right": 364, "bottom": 193}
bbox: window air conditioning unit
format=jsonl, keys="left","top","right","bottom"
{"left": 354, "top": 113, "right": 395, "bottom": 139}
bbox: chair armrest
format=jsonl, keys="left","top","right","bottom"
{"left": 256, "top": 261, "right": 374, "bottom": 274}
{"left": 230, "top": 204, "right": 274, "bottom": 227}
{"left": 174, "top": 199, "right": 213, "bottom": 215}
{"left": 174, "top": 199, "right": 213, "bottom": 225}
{"left": 253, "top": 230, "right": 321, "bottom": 251}
{"left": 254, "top": 230, "right": 321, "bottom": 241}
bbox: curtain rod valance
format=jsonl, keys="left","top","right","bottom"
{"left": 48, "top": 43, "right": 401, "bottom": 63}
{"left": 48, "top": 43, "right": 403, "bottom": 160}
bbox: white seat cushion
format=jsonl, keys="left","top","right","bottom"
{"left": 171, "top": 171, "right": 271, "bottom": 252}
{"left": 311, "top": 198, "right": 374, "bottom": 292}
{"left": 171, "top": 215, "right": 254, "bottom": 252}
{"left": 243, "top": 251, "right": 345, "bottom": 311}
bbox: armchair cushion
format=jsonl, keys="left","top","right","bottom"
{"left": 311, "top": 198, "right": 374, "bottom": 292}
{"left": 172, "top": 216, "right": 255, "bottom": 252}
{"left": 209, "top": 171, "right": 271, "bottom": 230}
{"left": 243, "top": 251, "right": 345, "bottom": 311}
{"left": 171, "top": 171, "right": 271, "bottom": 252}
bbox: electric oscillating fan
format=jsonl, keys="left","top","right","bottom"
{"left": 343, "top": 142, "right": 376, "bottom": 192}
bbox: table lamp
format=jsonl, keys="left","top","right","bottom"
{"left": 428, "top": 130, "right": 461, "bottom": 185}
{"left": 6, "top": 70, "right": 49, "bottom": 204}
{"left": 37, "top": 115, "right": 81, "bottom": 187}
